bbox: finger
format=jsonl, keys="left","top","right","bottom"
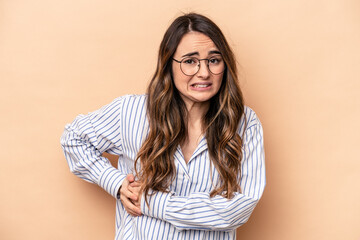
{"left": 128, "top": 186, "right": 142, "bottom": 199}
{"left": 126, "top": 174, "right": 135, "bottom": 183}
{"left": 123, "top": 205, "right": 139, "bottom": 216}
{"left": 129, "top": 189, "right": 142, "bottom": 208}
{"left": 129, "top": 181, "right": 141, "bottom": 187}
{"left": 121, "top": 196, "right": 142, "bottom": 216}
{"left": 120, "top": 189, "right": 138, "bottom": 202}
{"left": 132, "top": 200, "right": 141, "bottom": 207}
{"left": 120, "top": 184, "right": 139, "bottom": 201}
{"left": 124, "top": 203, "right": 140, "bottom": 216}
{"left": 127, "top": 185, "right": 141, "bottom": 194}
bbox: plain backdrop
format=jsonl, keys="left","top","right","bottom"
{"left": 1, "top": 0, "right": 359, "bottom": 239}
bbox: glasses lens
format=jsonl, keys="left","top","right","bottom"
{"left": 179, "top": 55, "right": 225, "bottom": 76}
{"left": 180, "top": 57, "right": 199, "bottom": 76}
{"left": 208, "top": 55, "right": 225, "bottom": 75}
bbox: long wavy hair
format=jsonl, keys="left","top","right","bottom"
{"left": 135, "top": 13, "right": 245, "bottom": 205}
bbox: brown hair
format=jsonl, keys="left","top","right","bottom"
{"left": 135, "top": 13, "right": 245, "bottom": 204}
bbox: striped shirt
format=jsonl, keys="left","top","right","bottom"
{"left": 60, "top": 94, "right": 266, "bottom": 240}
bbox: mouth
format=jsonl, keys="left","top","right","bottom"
{"left": 191, "top": 83, "right": 212, "bottom": 88}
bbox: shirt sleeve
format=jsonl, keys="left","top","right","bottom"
{"left": 60, "top": 97, "right": 127, "bottom": 198}
{"left": 141, "top": 118, "right": 266, "bottom": 231}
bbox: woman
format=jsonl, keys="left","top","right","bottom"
{"left": 61, "top": 13, "right": 265, "bottom": 240}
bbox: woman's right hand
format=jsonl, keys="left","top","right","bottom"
{"left": 119, "top": 174, "right": 142, "bottom": 217}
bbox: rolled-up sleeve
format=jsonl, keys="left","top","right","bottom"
{"left": 60, "top": 97, "right": 126, "bottom": 198}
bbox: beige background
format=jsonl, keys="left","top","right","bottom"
{"left": 1, "top": 0, "right": 359, "bottom": 239}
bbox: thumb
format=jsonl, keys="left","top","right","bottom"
{"left": 127, "top": 173, "right": 135, "bottom": 183}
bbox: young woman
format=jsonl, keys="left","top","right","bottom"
{"left": 61, "top": 13, "right": 265, "bottom": 240}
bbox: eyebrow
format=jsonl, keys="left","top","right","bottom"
{"left": 181, "top": 50, "right": 221, "bottom": 58}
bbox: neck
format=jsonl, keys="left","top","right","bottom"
{"left": 184, "top": 100, "right": 209, "bottom": 131}
{"left": 181, "top": 100, "right": 208, "bottom": 159}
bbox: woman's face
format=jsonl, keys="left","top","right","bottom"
{"left": 172, "top": 32, "right": 224, "bottom": 109}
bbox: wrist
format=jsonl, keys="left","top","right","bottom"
{"left": 117, "top": 185, "right": 122, "bottom": 200}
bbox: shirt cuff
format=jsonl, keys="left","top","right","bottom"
{"left": 141, "top": 190, "right": 173, "bottom": 220}
{"left": 98, "top": 166, "right": 126, "bottom": 198}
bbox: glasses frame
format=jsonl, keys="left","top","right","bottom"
{"left": 172, "top": 55, "right": 226, "bottom": 76}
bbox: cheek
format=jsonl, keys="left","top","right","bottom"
{"left": 172, "top": 63, "right": 191, "bottom": 89}
{"left": 214, "top": 74, "right": 224, "bottom": 90}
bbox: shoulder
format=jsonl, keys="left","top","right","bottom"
{"left": 93, "top": 94, "right": 147, "bottom": 119}
{"left": 238, "top": 106, "right": 263, "bottom": 135}
{"left": 116, "top": 94, "right": 148, "bottom": 122}
{"left": 116, "top": 94, "right": 147, "bottom": 103}
{"left": 244, "top": 106, "right": 262, "bottom": 129}
{"left": 113, "top": 94, "right": 147, "bottom": 111}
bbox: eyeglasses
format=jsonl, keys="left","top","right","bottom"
{"left": 172, "top": 55, "right": 225, "bottom": 76}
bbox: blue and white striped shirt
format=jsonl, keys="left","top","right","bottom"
{"left": 61, "top": 94, "right": 265, "bottom": 239}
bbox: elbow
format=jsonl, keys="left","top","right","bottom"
{"left": 60, "top": 126, "right": 76, "bottom": 148}
{"left": 236, "top": 198, "right": 260, "bottom": 228}
{"left": 60, "top": 130, "right": 82, "bottom": 175}
{"left": 237, "top": 207, "right": 255, "bottom": 226}
{"left": 224, "top": 198, "right": 259, "bottom": 230}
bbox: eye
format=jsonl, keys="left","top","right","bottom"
{"left": 182, "top": 58, "right": 197, "bottom": 65}
{"left": 209, "top": 56, "right": 222, "bottom": 65}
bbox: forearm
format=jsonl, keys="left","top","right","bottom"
{"left": 141, "top": 190, "right": 260, "bottom": 231}
{"left": 61, "top": 127, "right": 127, "bottom": 198}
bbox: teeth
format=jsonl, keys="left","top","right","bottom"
{"left": 194, "top": 84, "right": 209, "bottom": 88}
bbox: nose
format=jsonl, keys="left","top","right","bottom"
{"left": 196, "top": 60, "right": 210, "bottom": 78}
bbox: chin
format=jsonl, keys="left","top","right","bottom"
{"left": 191, "top": 96, "right": 213, "bottom": 104}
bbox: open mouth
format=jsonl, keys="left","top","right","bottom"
{"left": 191, "top": 83, "right": 212, "bottom": 88}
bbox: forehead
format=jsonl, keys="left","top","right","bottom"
{"left": 174, "top": 32, "right": 218, "bottom": 56}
